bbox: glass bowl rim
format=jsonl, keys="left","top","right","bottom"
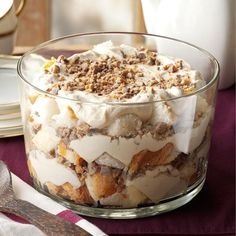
{"left": 17, "top": 31, "right": 220, "bottom": 106}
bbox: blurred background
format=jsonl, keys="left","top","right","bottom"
{"left": 3, "top": 0, "right": 235, "bottom": 88}
{"left": 14, "top": 0, "right": 146, "bottom": 53}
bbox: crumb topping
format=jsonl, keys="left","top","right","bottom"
{"left": 43, "top": 45, "right": 198, "bottom": 101}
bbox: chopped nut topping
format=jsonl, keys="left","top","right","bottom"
{"left": 44, "top": 46, "right": 197, "bottom": 100}
{"left": 51, "top": 65, "right": 60, "bottom": 74}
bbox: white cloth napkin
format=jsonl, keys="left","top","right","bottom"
{"left": 0, "top": 173, "right": 107, "bottom": 236}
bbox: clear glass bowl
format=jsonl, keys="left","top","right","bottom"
{"left": 17, "top": 32, "right": 219, "bottom": 218}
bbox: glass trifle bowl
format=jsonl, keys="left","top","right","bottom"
{"left": 17, "top": 32, "right": 219, "bottom": 218}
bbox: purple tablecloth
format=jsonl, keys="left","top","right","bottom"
{"left": 0, "top": 86, "right": 235, "bottom": 235}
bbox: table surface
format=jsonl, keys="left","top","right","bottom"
{"left": 0, "top": 86, "right": 235, "bottom": 236}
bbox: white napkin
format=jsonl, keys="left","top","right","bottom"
{"left": 0, "top": 213, "right": 44, "bottom": 236}
{"left": 0, "top": 173, "right": 107, "bottom": 236}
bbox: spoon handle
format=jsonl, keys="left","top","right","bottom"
{"left": 2, "top": 198, "right": 91, "bottom": 236}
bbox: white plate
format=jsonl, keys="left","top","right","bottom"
{"left": 0, "top": 117, "right": 22, "bottom": 129}
{"left": 0, "top": 55, "right": 19, "bottom": 69}
{"left": 0, "top": 56, "right": 23, "bottom": 138}
{"left": 0, "top": 56, "right": 20, "bottom": 109}
{"left": 0, "top": 127, "right": 23, "bottom": 138}
{"left": 0, "top": 105, "right": 20, "bottom": 115}
{"left": 0, "top": 68, "right": 19, "bottom": 107}
{"left": 0, "top": 111, "right": 21, "bottom": 120}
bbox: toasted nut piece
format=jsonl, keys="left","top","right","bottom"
{"left": 58, "top": 142, "right": 67, "bottom": 157}
{"left": 43, "top": 58, "right": 56, "bottom": 71}
{"left": 128, "top": 143, "right": 174, "bottom": 175}
{"left": 51, "top": 65, "right": 60, "bottom": 74}
{"left": 67, "top": 106, "right": 77, "bottom": 120}
{"left": 29, "top": 95, "right": 38, "bottom": 104}
{"left": 28, "top": 114, "right": 34, "bottom": 122}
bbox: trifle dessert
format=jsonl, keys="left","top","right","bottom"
{"left": 18, "top": 34, "right": 219, "bottom": 217}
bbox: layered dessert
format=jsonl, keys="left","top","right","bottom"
{"left": 25, "top": 41, "right": 212, "bottom": 208}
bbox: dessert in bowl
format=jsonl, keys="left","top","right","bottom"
{"left": 18, "top": 33, "right": 219, "bottom": 218}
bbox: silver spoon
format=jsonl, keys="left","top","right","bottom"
{"left": 0, "top": 161, "right": 91, "bottom": 236}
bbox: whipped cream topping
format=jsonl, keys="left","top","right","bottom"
{"left": 34, "top": 41, "right": 205, "bottom": 102}
{"left": 29, "top": 41, "right": 208, "bottom": 132}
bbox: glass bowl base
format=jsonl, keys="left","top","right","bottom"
{"left": 33, "top": 176, "right": 205, "bottom": 219}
